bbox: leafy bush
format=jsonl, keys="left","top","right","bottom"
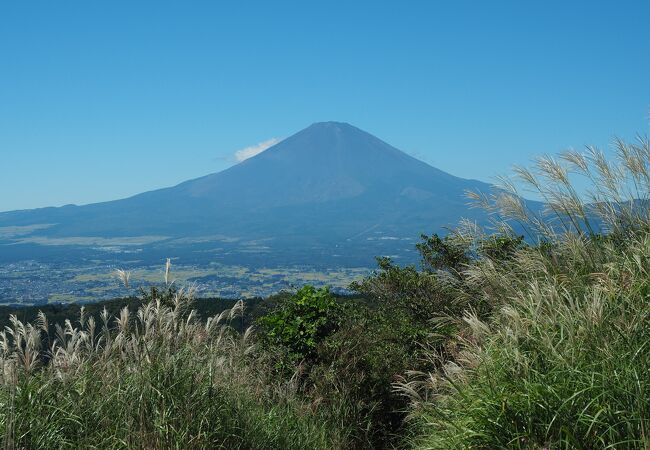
{"left": 416, "top": 233, "right": 471, "bottom": 276}
{"left": 257, "top": 285, "right": 340, "bottom": 367}
{"left": 256, "top": 277, "right": 445, "bottom": 447}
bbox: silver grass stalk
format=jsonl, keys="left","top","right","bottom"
{"left": 164, "top": 258, "right": 172, "bottom": 286}
{"left": 114, "top": 269, "right": 131, "bottom": 289}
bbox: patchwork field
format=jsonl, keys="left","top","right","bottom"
{"left": 0, "top": 259, "right": 370, "bottom": 305}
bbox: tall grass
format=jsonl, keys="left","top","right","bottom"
{"left": 403, "top": 136, "right": 650, "bottom": 449}
{"left": 468, "top": 135, "right": 650, "bottom": 240}
{"left": 2, "top": 136, "right": 649, "bottom": 449}
{"left": 0, "top": 288, "right": 347, "bottom": 449}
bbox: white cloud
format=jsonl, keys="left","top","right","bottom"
{"left": 234, "top": 138, "right": 281, "bottom": 162}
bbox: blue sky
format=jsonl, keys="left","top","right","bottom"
{"left": 1, "top": 1, "right": 649, "bottom": 212}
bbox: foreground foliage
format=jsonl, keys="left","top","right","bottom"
{"left": 402, "top": 136, "right": 650, "bottom": 449}
{"left": 1, "top": 135, "right": 649, "bottom": 448}
{"left": 403, "top": 232, "right": 650, "bottom": 449}
{"left": 0, "top": 291, "right": 346, "bottom": 449}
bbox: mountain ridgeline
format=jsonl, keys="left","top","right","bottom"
{"left": 0, "top": 122, "right": 496, "bottom": 266}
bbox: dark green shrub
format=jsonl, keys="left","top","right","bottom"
{"left": 138, "top": 284, "right": 179, "bottom": 308}
{"left": 416, "top": 233, "right": 471, "bottom": 276}
{"left": 312, "top": 302, "right": 438, "bottom": 448}
{"left": 477, "top": 234, "right": 526, "bottom": 260}
{"left": 257, "top": 285, "right": 340, "bottom": 366}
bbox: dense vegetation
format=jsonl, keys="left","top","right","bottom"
{"left": 1, "top": 137, "right": 650, "bottom": 448}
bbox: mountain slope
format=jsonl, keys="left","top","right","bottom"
{"left": 0, "top": 122, "right": 496, "bottom": 263}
